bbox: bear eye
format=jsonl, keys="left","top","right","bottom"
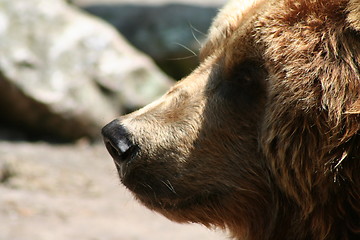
{"left": 218, "top": 60, "right": 267, "bottom": 106}
{"left": 227, "top": 60, "right": 265, "bottom": 83}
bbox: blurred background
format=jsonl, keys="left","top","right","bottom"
{"left": 0, "top": 0, "right": 228, "bottom": 239}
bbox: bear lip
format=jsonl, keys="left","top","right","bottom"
{"left": 135, "top": 189, "right": 225, "bottom": 214}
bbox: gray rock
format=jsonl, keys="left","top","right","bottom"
{"left": 82, "top": 3, "right": 221, "bottom": 79}
{"left": 0, "top": 0, "right": 173, "bottom": 140}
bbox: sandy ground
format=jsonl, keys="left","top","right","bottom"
{"left": 0, "top": 141, "right": 227, "bottom": 240}
{"left": 73, "top": 0, "right": 227, "bottom": 6}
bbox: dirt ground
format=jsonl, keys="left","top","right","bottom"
{"left": 0, "top": 141, "right": 227, "bottom": 240}
{"left": 73, "top": 0, "right": 227, "bottom": 6}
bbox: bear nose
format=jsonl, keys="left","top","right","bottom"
{"left": 101, "top": 120, "right": 137, "bottom": 163}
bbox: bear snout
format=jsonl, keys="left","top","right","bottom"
{"left": 101, "top": 120, "right": 138, "bottom": 175}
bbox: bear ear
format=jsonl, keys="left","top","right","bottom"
{"left": 345, "top": 98, "right": 360, "bottom": 114}
{"left": 201, "top": 0, "right": 266, "bottom": 59}
{"left": 347, "top": 0, "right": 360, "bottom": 31}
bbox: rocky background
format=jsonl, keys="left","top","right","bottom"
{"left": 0, "top": 0, "right": 228, "bottom": 239}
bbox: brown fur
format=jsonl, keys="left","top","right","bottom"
{"left": 103, "top": 0, "right": 360, "bottom": 239}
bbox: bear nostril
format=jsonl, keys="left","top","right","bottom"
{"left": 101, "top": 120, "right": 137, "bottom": 163}
{"left": 104, "top": 138, "right": 130, "bottom": 160}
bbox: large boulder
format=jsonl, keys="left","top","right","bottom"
{"left": 78, "top": 1, "right": 223, "bottom": 79}
{"left": 0, "top": 0, "right": 173, "bottom": 140}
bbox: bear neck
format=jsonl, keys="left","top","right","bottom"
{"left": 261, "top": 110, "right": 360, "bottom": 240}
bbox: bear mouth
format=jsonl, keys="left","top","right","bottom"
{"left": 118, "top": 170, "right": 227, "bottom": 216}
{"left": 135, "top": 188, "right": 223, "bottom": 213}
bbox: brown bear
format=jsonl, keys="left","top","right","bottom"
{"left": 102, "top": 0, "right": 360, "bottom": 239}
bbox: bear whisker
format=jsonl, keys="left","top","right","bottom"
{"left": 161, "top": 179, "right": 177, "bottom": 195}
